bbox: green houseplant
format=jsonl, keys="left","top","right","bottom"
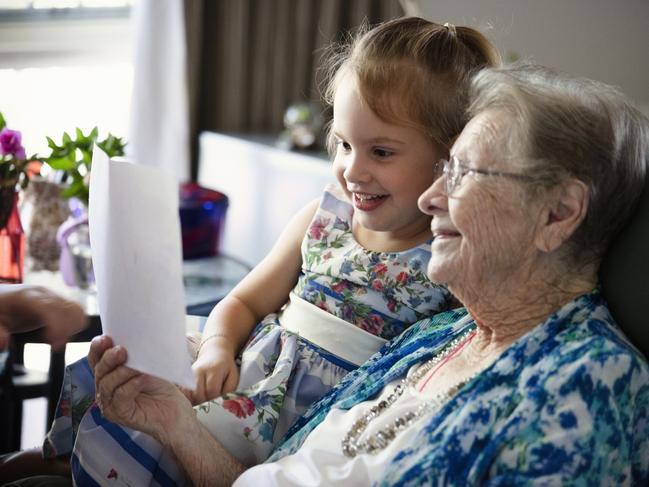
{"left": 41, "top": 127, "right": 126, "bottom": 206}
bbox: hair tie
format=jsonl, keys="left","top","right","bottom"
{"left": 443, "top": 22, "right": 457, "bottom": 35}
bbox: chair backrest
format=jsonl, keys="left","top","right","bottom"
{"left": 600, "top": 183, "right": 649, "bottom": 359}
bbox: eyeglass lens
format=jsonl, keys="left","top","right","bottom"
{"left": 442, "top": 158, "right": 460, "bottom": 195}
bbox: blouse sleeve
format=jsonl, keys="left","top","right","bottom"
{"left": 485, "top": 351, "right": 649, "bottom": 486}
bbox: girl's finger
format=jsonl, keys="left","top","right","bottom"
{"left": 223, "top": 369, "right": 239, "bottom": 395}
{"left": 193, "top": 374, "right": 208, "bottom": 405}
{"left": 205, "top": 372, "right": 224, "bottom": 401}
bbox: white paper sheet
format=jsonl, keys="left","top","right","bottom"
{"left": 89, "top": 147, "right": 195, "bottom": 389}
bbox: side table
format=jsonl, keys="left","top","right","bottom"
{"left": 15, "top": 254, "right": 250, "bottom": 440}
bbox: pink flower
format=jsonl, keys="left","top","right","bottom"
{"left": 308, "top": 218, "right": 330, "bottom": 240}
{"left": 360, "top": 315, "right": 383, "bottom": 335}
{"left": 387, "top": 298, "right": 397, "bottom": 312}
{"left": 222, "top": 396, "right": 255, "bottom": 419}
{"left": 322, "top": 250, "right": 333, "bottom": 261}
{"left": 396, "top": 271, "right": 408, "bottom": 284}
{"left": 331, "top": 281, "right": 346, "bottom": 293}
{"left": 371, "top": 279, "right": 383, "bottom": 291}
{"left": 0, "top": 128, "right": 26, "bottom": 160}
{"left": 374, "top": 263, "right": 388, "bottom": 276}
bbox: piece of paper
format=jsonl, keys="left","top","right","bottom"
{"left": 89, "top": 147, "right": 195, "bottom": 389}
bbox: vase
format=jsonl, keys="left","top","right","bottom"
{"left": 0, "top": 186, "right": 25, "bottom": 283}
{"left": 20, "top": 176, "right": 70, "bottom": 271}
{"left": 57, "top": 200, "right": 94, "bottom": 290}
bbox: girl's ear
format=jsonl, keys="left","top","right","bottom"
{"left": 535, "top": 178, "right": 590, "bottom": 253}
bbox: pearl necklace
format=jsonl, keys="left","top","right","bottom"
{"left": 341, "top": 327, "right": 476, "bottom": 458}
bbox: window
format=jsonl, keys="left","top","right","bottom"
{"left": 0, "top": 0, "right": 134, "bottom": 155}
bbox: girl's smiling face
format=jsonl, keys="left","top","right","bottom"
{"left": 332, "top": 75, "right": 443, "bottom": 249}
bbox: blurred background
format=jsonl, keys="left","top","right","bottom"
{"left": 1, "top": 0, "right": 647, "bottom": 182}
{"left": 1, "top": 0, "right": 648, "bottom": 450}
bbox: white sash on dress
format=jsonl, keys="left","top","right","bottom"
{"left": 279, "top": 292, "right": 387, "bottom": 366}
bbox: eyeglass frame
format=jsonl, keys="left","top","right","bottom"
{"left": 440, "top": 155, "right": 536, "bottom": 195}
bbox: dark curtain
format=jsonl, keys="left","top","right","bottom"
{"left": 183, "top": 0, "right": 404, "bottom": 180}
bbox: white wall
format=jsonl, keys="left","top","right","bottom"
{"left": 414, "top": 0, "right": 649, "bottom": 114}
{"left": 198, "top": 133, "right": 334, "bottom": 266}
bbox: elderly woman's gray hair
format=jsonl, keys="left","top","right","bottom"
{"left": 468, "top": 64, "right": 649, "bottom": 263}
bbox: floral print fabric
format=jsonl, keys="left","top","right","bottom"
{"left": 295, "top": 184, "right": 451, "bottom": 340}
{"left": 43, "top": 356, "right": 95, "bottom": 459}
{"left": 270, "top": 290, "right": 649, "bottom": 485}
{"left": 44, "top": 184, "right": 451, "bottom": 486}
{"left": 194, "top": 319, "right": 355, "bottom": 464}
{"left": 64, "top": 320, "right": 353, "bottom": 486}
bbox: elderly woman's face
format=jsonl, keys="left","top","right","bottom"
{"left": 418, "top": 110, "right": 544, "bottom": 299}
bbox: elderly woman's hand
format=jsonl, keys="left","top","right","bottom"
{"left": 89, "top": 335, "right": 194, "bottom": 445}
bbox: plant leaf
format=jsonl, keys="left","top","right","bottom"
{"left": 45, "top": 157, "right": 77, "bottom": 171}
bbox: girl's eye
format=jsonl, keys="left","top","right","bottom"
{"left": 336, "top": 140, "right": 351, "bottom": 152}
{"left": 373, "top": 148, "right": 394, "bottom": 158}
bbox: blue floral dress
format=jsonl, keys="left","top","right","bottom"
{"left": 294, "top": 185, "right": 448, "bottom": 337}
{"left": 46, "top": 184, "right": 451, "bottom": 486}
{"left": 263, "top": 289, "right": 649, "bottom": 486}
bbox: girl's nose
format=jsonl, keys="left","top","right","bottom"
{"left": 343, "top": 152, "right": 371, "bottom": 183}
{"left": 417, "top": 174, "right": 447, "bottom": 215}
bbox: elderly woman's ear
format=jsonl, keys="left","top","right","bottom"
{"left": 535, "top": 178, "right": 590, "bottom": 253}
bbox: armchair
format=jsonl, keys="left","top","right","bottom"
{"left": 601, "top": 183, "right": 649, "bottom": 358}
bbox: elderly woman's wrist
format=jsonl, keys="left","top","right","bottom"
{"left": 154, "top": 390, "right": 195, "bottom": 445}
{"left": 161, "top": 405, "right": 245, "bottom": 486}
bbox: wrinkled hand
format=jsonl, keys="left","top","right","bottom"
{"left": 89, "top": 335, "right": 193, "bottom": 444}
{"left": 191, "top": 340, "right": 239, "bottom": 404}
{"left": 0, "top": 285, "right": 87, "bottom": 350}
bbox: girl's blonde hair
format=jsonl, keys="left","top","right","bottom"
{"left": 324, "top": 16, "right": 501, "bottom": 154}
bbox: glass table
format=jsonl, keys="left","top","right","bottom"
{"left": 15, "top": 254, "right": 250, "bottom": 431}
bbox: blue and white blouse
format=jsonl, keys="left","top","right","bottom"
{"left": 267, "top": 290, "right": 649, "bottom": 485}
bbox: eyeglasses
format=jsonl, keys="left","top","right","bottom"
{"left": 440, "top": 156, "right": 535, "bottom": 195}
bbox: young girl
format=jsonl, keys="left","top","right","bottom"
{"left": 43, "top": 16, "right": 500, "bottom": 485}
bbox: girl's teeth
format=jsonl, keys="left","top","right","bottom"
{"left": 357, "top": 194, "right": 383, "bottom": 201}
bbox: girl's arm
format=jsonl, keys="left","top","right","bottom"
{"left": 191, "top": 198, "right": 320, "bottom": 403}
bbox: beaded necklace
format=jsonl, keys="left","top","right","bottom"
{"left": 341, "top": 327, "right": 477, "bottom": 458}
{"left": 417, "top": 329, "right": 476, "bottom": 392}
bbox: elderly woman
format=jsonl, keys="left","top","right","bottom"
{"left": 90, "top": 64, "right": 649, "bottom": 486}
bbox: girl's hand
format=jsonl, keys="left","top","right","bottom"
{"left": 191, "top": 339, "right": 240, "bottom": 404}
{"left": 91, "top": 336, "right": 193, "bottom": 445}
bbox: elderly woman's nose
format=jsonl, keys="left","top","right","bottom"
{"left": 418, "top": 175, "right": 446, "bottom": 215}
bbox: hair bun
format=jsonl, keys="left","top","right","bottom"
{"left": 443, "top": 22, "right": 457, "bottom": 35}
